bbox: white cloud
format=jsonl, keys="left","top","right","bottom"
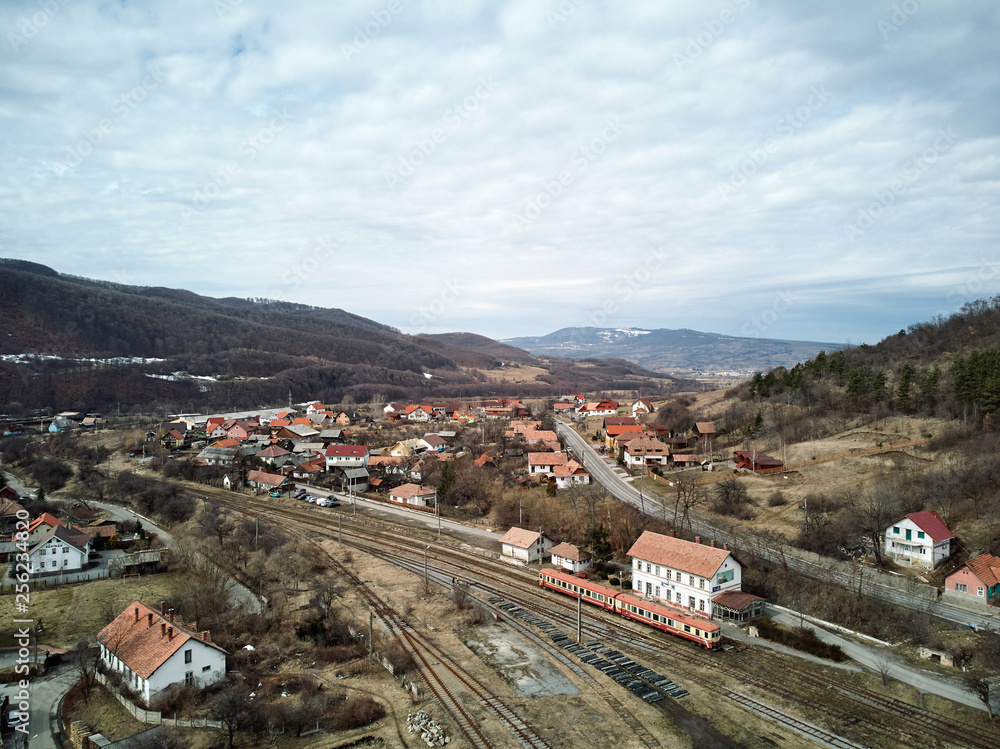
{"left": 0, "top": 0, "right": 998, "bottom": 345}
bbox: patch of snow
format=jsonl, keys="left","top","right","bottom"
{"left": 423, "top": 372, "right": 433, "bottom": 379}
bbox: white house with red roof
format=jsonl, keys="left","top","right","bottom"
{"left": 527, "top": 452, "right": 568, "bottom": 475}
{"left": 388, "top": 483, "right": 435, "bottom": 507}
{"left": 498, "top": 527, "right": 553, "bottom": 565}
{"left": 98, "top": 601, "right": 227, "bottom": 702}
{"left": 883, "top": 510, "right": 954, "bottom": 569}
{"left": 552, "top": 460, "right": 590, "bottom": 489}
{"left": 627, "top": 531, "right": 741, "bottom": 619}
{"left": 631, "top": 398, "right": 655, "bottom": 417}
{"left": 324, "top": 444, "right": 369, "bottom": 471}
{"left": 26, "top": 525, "right": 90, "bottom": 575}
{"left": 548, "top": 542, "right": 592, "bottom": 573}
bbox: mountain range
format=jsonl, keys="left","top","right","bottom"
{"left": 0, "top": 259, "right": 678, "bottom": 412}
{"left": 504, "top": 327, "right": 842, "bottom": 373}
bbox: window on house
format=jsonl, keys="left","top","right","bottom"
{"left": 655, "top": 565, "right": 660, "bottom": 576}
{"left": 978, "top": 587, "right": 985, "bottom": 596}
{"left": 184, "top": 649, "right": 192, "bottom": 664}
{"left": 918, "top": 531, "right": 925, "bottom": 539}
{"left": 646, "top": 563, "right": 651, "bottom": 573}
{"left": 185, "top": 672, "right": 194, "bottom": 686}
{"left": 202, "top": 665, "right": 211, "bottom": 672}
{"left": 62, "top": 547, "right": 68, "bottom": 553}
{"left": 698, "top": 599, "right": 705, "bottom": 611}
{"left": 634, "top": 559, "right": 640, "bottom": 569}
{"left": 676, "top": 592, "right": 682, "bottom": 604}
{"left": 699, "top": 578, "right": 705, "bottom": 589}
{"left": 893, "top": 526, "right": 900, "bottom": 534}
{"left": 51, "top": 560, "right": 57, "bottom": 568}
{"left": 956, "top": 583, "right": 968, "bottom": 592}
{"left": 689, "top": 576, "right": 695, "bottom": 586}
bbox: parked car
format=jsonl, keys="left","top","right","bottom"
{"left": 269, "top": 491, "right": 282, "bottom": 497}
{"left": 318, "top": 498, "right": 340, "bottom": 508}
{"left": 293, "top": 488, "right": 307, "bottom": 498}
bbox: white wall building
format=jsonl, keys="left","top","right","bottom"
{"left": 499, "top": 527, "right": 553, "bottom": 565}
{"left": 884, "top": 510, "right": 954, "bottom": 569}
{"left": 26, "top": 525, "right": 90, "bottom": 575}
{"left": 97, "top": 601, "right": 227, "bottom": 703}
{"left": 548, "top": 542, "right": 592, "bottom": 573}
{"left": 627, "top": 531, "right": 742, "bottom": 619}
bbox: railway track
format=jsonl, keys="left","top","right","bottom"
{"left": 218, "top": 494, "right": 1000, "bottom": 749}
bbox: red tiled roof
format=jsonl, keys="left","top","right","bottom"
{"left": 961, "top": 553, "right": 1000, "bottom": 587}
{"left": 604, "top": 416, "right": 636, "bottom": 427}
{"left": 499, "top": 527, "right": 543, "bottom": 549}
{"left": 27, "top": 512, "right": 64, "bottom": 534}
{"left": 695, "top": 421, "right": 717, "bottom": 434}
{"left": 713, "top": 590, "right": 764, "bottom": 610}
{"left": 552, "top": 460, "right": 587, "bottom": 477}
{"left": 246, "top": 470, "right": 286, "bottom": 487}
{"left": 607, "top": 424, "right": 643, "bottom": 437}
{"left": 390, "top": 483, "right": 434, "bottom": 500}
{"left": 325, "top": 444, "right": 368, "bottom": 457}
{"left": 627, "top": 531, "right": 730, "bottom": 578}
{"left": 624, "top": 436, "right": 669, "bottom": 456}
{"left": 257, "top": 445, "right": 290, "bottom": 458}
{"left": 528, "top": 452, "right": 569, "bottom": 467}
{"left": 900, "top": 510, "right": 955, "bottom": 542}
{"left": 549, "top": 542, "right": 592, "bottom": 562}
{"left": 97, "top": 601, "right": 226, "bottom": 680}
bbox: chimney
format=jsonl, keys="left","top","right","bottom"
{"left": 724, "top": 543, "right": 729, "bottom": 551}
{"left": 160, "top": 622, "right": 166, "bottom": 637}
{"left": 711, "top": 540, "right": 716, "bottom": 548}
{"left": 201, "top": 632, "right": 210, "bottom": 642}
{"left": 147, "top": 613, "right": 153, "bottom": 627}
{"left": 168, "top": 609, "right": 174, "bottom": 622}
{"left": 670, "top": 530, "right": 676, "bottom": 538}
{"left": 160, "top": 601, "right": 166, "bottom": 615}
{"left": 167, "top": 627, "right": 174, "bottom": 642}
{"left": 695, "top": 536, "right": 701, "bottom": 545}
{"left": 134, "top": 607, "right": 139, "bottom": 622}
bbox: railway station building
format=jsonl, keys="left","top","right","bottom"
{"left": 627, "top": 531, "right": 743, "bottom": 620}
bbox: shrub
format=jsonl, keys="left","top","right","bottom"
{"left": 329, "top": 695, "right": 386, "bottom": 731}
{"left": 382, "top": 642, "right": 416, "bottom": 675}
{"left": 767, "top": 491, "right": 788, "bottom": 507}
{"left": 750, "top": 616, "right": 845, "bottom": 662}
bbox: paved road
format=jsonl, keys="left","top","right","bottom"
{"left": 88, "top": 501, "right": 261, "bottom": 614}
{"left": 287, "top": 485, "right": 503, "bottom": 547}
{"left": 556, "top": 422, "right": 1000, "bottom": 630}
{"left": 764, "top": 606, "right": 999, "bottom": 714}
{"left": 0, "top": 663, "right": 76, "bottom": 749}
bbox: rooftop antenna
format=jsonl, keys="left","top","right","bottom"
{"left": 288, "top": 388, "right": 292, "bottom": 410}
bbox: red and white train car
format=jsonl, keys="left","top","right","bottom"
{"left": 538, "top": 567, "right": 721, "bottom": 649}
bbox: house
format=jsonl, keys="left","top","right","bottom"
{"left": 388, "top": 483, "right": 436, "bottom": 508}
{"left": 81, "top": 519, "right": 120, "bottom": 550}
{"left": 474, "top": 453, "right": 496, "bottom": 469}
{"left": 548, "top": 542, "right": 592, "bottom": 573}
{"left": 334, "top": 466, "right": 370, "bottom": 493}
{"left": 622, "top": 436, "right": 670, "bottom": 469}
{"left": 388, "top": 438, "right": 423, "bottom": 458}
{"left": 97, "top": 601, "right": 227, "bottom": 703}
{"left": 256, "top": 445, "right": 291, "bottom": 466}
{"left": 945, "top": 553, "right": 1000, "bottom": 601}
{"left": 0, "top": 496, "right": 25, "bottom": 535}
{"left": 552, "top": 461, "right": 590, "bottom": 489}
{"left": 733, "top": 450, "right": 784, "bottom": 474}
{"left": 405, "top": 405, "right": 432, "bottom": 422}
{"left": 27, "top": 512, "right": 66, "bottom": 544}
{"left": 527, "top": 452, "right": 568, "bottom": 475}
{"left": 48, "top": 416, "right": 72, "bottom": 433}
{"left": 196, "top": 446, "right": 237, "bottom": 467}
{"left": 884, "top": 510, "right": 954, "bottom": 569}
{"left": 627, "top": 531, "right": 742, "bottom": 620}
{"left": 26, "top": 525, "right": 91, "bottom": 575}
{"left": 159, "top": 429, "right": 186, "bottom": 450}
{"left": 324, "top": 444, "right": 369, "bottom": 470}
{"left": 498, "top": 528, "right": 553, "bottom": 565}
{"left": 631, "top": 398, "right": 655, "bottom": 417}
{"left": 419, "top": 434, "right": 447, "bottom": 453}
{"left": 693, "top": 422, "right": 717, "bottom": 444}
{"left": 245, "top": 470, "right": 289, "bottom": 492}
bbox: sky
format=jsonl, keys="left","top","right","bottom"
{"left": 2, "top": 1, "right": 999, "bottom": 346}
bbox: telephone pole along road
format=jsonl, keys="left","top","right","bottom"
{"left": 555, "top": 421, "right": 1000, "bottom": 631}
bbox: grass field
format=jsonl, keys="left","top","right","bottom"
{"left": 0, "top": 572, "right": 187, "bottom": 650}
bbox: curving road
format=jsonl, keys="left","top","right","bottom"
{"left": 556, "top": 421, "right": 1000, "bottom": 631}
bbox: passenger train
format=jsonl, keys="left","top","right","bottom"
{"left": 538, "top": 567, "right": 722, "bottom": 649}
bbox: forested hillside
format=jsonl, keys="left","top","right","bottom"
{"left": 0, "top": 260, "right": 679, "bottom": 412}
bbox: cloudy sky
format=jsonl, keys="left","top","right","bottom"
{"left": 2, "top": 1, "right": 998, "bottom": 346}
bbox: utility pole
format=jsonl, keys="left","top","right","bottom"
{"left": 576, "top": 591, "right": 582, "bottom": 643}
{"left": 424, "top": 546, "right": 429, "bottom": 592}
{"left": 338, "top": 515, "right": 342, "bottom": 547}
{"left": 368, "top": 611, "right": 374, "bottom": 665}
{"left": 435, "top": 490, "right": 441, "bottom": 540}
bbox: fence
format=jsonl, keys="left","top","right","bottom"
{"left": 95, "top": 672, "right": 222, "bottom": 729}
{"left": 0, "top": 569, "right": 111, "bottom": 594}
